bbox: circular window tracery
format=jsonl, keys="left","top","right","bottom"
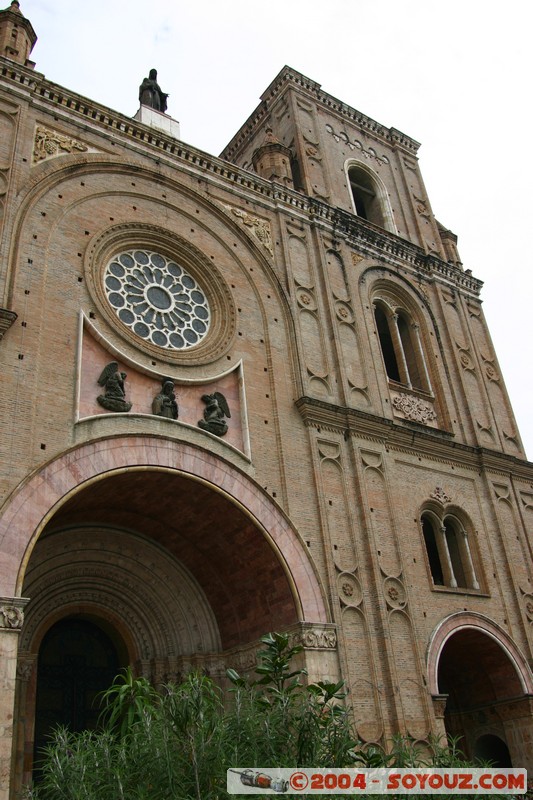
{"left": 104, "top": 250, "right": 211, "bottom": 350}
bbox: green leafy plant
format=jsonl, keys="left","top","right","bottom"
{"left": 26, "top": 632, "right": 501, "bottom": 800}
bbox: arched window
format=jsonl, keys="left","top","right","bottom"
{"left": 420, "top": 511, "right": 480, "bottom": 591}
{"left": 373, "top": 299, "right": 431, "bottom": 393}
{"left": 347, "top": 162, "right": 395, "bottom": 233}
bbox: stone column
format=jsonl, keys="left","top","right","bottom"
{"left": 0, "top": 597, "right": 28, "bottom": 800}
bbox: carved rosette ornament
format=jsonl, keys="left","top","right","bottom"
{"left": 523, "top": 595, "right": 533, "bottom": 622}
{"left": 226, "top": 206, "right": 274, "bottom": 257}
{"left": 384, "top": 577, "right": 407, "bottom": 609}
{"left": 33, "top": 125, "right": 89, "bottom": 163}
{"left": 392, "top": 393, "right": 437, "bottom": 425}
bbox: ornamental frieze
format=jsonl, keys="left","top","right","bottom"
{"left": 33, "top": 125, "right": 89, "bottom": 164}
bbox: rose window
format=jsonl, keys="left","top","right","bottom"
{"left": 104, "top": 250, "right": 210, "bottom": 350}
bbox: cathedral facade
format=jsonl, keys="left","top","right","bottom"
{"left": 1, "top": 2, "right": 532, "bottom": 796}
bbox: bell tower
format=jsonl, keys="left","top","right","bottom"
{"left": 0, "top": 1, "right": 36, "bottom": 67}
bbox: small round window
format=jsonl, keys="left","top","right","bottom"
{"left": 104, "top": 250, "right": 210, "bottom": 350}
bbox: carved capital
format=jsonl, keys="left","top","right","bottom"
{"left": 0, "top": 597, "right": 29, "bottom": 630}
{"left": 287, "top": 622, "right": 337, "bottom": 650}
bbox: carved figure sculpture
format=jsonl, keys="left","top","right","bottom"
{"left": 97, "top": 362, "right": 132, "bottom": 413}
{"left": 198, "top": 392, "right": 231, "bottom": 437}
{"left": 152, "top": 379, "right": 178, "bottom": 420}
{"left": 139, "top": 68, "right": 168, "bottom": 113}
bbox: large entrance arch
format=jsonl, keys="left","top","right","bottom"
{"left": 0, "top": 435, "right": 332, "bottom": 794}
{"left": 428, "top": 613, "right": 533, "bottom": 770}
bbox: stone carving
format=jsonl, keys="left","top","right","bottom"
{"left": 198, "top": 392, "right": 230, "bottom": 437}
{"left": 0, "top": 307, "right": 17, "bottom": 340}
{"left": 392, "top": 393, "right": 437, "bottom": 425}
{"left": 139, "top": 69, "right": 168, "bottom": 112}
{"left": 33, "top": 125, "right": 88, "bottom": 163}
{"left": 351, "top": 252, "right": 364, "bottom": 266}
{"left": 97, "top": 362, "right": 132, "bottom": 413}
{"left": 289, "top": 627, "right": 337, "bottom": 650}
{"left": 152, "top": 378, "right": 178, "bottom": 420}
{"left": 17, "top": 657, "right": 36, "bottom": 681}
{"left": 0, "top": 604, "right": 24, "bottom": 629}
{"left": 227, "top": 207, "right": 274, "bottom": 256}
{"left": 430, "top": 486, "right": 451, "bottom": 505}
{"left": 413, "top": 193, "right": 431, "bottom": 220}
{"left": 384, "top": 577, "right": 406, "bottom": 609}
{"left": 523, "top": 595, "right": 533, "bottom": 621}
{"left": 325, "top": 123, "right": 390, "bottom": 165}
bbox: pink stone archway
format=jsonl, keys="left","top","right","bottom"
{"left": 427, "top": 612, "right": 533, "bottom": 695}
{"left": 0, "top": 436, "right": 327, "bottom": 623}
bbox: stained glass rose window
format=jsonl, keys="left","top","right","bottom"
{"left": 104, "top": 250, "right": 210, "bottom": 350}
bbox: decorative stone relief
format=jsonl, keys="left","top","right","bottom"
{"left": 492, "top": 483, "right": 511, "bottom": 503}
{"left": 413, "top": 193, "right": 431, "bottom": 221}
{"left": 97, "top": 362, "right": 132, "bottom": 412}
{"left": 325, "top": 124, "right": 390, "bottom": 165}
{"left": 392, "top": 393, "right": 437, "bottom": 425}
{"left": 523, "top": 595, "right": 533, "bottom": 622}
{"left": 456, "top": 343, "right": 475, "bottom": 372}
{"left": 335, "top": 301, "right": 353, "bottom": 323}
{"left": 519, "top": 492, "right": 533, "bottom": 510}
{"left": 482, "top": 359, "right": 499, "bottom": 382}
{"left": 152, "top": 378, "right": 179, "bottom": 419}
{"left": 351, "top": 252, "right": 364, "bottom": 267}
{"left": 296, "top": 286, "right": 317, "bottom": 310}
{"left": 288, "top": 625, "right": 337, "bottom": 650}
{"left": 337, "top": 572, "right": 363, "bottom": 606}
{"left": 0, "top": 604, "right": 24, "bottom": 629}
{"left": 16, "top": 655, "right": 37, "bottom": 681}
{"left": 384, "top": 577, "right": 407, "bottom": 609}
{"left": 430, "top": 486, "right": 451, "bottom": 505}
{"left": 198, "top": 392, "right": 230, "bottom": 437}
{"left": 226, "top": 206, "right": 274, "bottom": 256}
{"left": 33, "top": 125, "right": 89, "bottom": 163}
{"left": 0, "top": 307, "right": 17, "bottom": 340}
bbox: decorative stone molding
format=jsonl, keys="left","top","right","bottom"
{"left": 392, "top": 392, "right": 437, "bottom": 425}
{"left": 430, "top": 486, "right": 451, "bottom": 505}
{"left": 33, "top": 125, "right": 88, "bottom": 163}
{"left": 287, "top": 622, "right": 337, "bottom": 650}
{"left": 325, "top": 124, "right": 390, "bottom": 165}
{"left": 0, "top": 307, "right": 17, "bottom": 340}
{"left": 0, "top": 597, "right": 29, "bottom": 630}
{"left": 226, "top": 206, "right": 274, "bottom": 257}
{"left": 351, "top": 252, "right": 365, "bottom": 266}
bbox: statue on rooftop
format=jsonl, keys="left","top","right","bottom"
{"left": 139, "top": 69, "right": 168, "bottom": 113}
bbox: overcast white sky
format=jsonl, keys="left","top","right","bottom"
{"left": 17, "top": 0, "right": 532, "bottom": 459}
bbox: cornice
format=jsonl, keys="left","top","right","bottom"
{"left": 222, "top": 65, "right": 420, "bottom": 161}
{"left": 295, "top": 396, "right": 533, "bottom": 478}
{"left": 0, "top": 58, "right": 481, "bottom": 297}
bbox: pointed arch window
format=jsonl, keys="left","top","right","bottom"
{"left": 373, "top": 300, "right": 431, "bottom": 393}
{"left": 421, "top": 511, "right": 480, "bottom": 591}
{"left": 347, "top": 162, "right": 396, "bottom": 233}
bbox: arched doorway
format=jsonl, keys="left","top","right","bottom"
{"left": 2, "top": 437, "right": 331, "bottom": 793}
{"left": 473, "top": 734, "right": 512, "bottom": 767}
{"left": 34, "top": 617, "right": 124, "bottom": 765}
{"left": 428, "top": 614, "right": 533, "bottom": 770}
